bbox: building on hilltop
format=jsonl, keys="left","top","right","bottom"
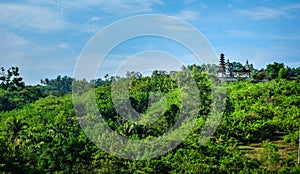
{"left": 233, "top": 60, "right": 251, "bottom": 78}
{"left": 217, "top": 53, "right": 226, "bottom": 78}
{"left": 217, "top": 53, "right": 251, "bottom": 81}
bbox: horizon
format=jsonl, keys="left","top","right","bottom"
{"left": 24, "top": 58, "right": 298, "bottom": 86}
{"left": 2, "top": 53, "right": 299, "bottom": 86}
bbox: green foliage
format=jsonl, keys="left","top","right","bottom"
{"left": 0, "top": 86, "right": 45, "bottom": 111}
{"left": 0, "top": 67, "right": 299, "bottom": 173}
{"left": 0, "top": 66, "right": 25, "bottom": 91}
{"left": 0, "top": 95, "right": 97, "bottom": 173}
{"left": 261, "top": 62, "right": 300, "bottom": 80}
{"left": 251, "top": 70, "right": 266, "bottom": 82}
{"left": 91, "top": 76, "right": 112, "bottom": 87}
{"left": 278, "top": 67, "right": 289, "bottom": 79}
{"left": 41, "top": 75, "right": 73, "bottom": 95}
{"left": 218, "top": 79, "right": 300, "bottom": 143}
{"left": 266, "top": 62, "right": 284, "bottom": 79}
{"left": 261, "top": 140, "right": 280, "bottom": 167}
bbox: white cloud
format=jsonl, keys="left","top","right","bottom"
{"left": 53, "top": 43, "right": 69, "bottom": 49}
{"left": 163, "top": 25, "right": 194, "bottom": 32}
{"left": 0, "top": 3, "right": 69, "bottom": 31}
{"left": 0, "top": 30, "right": 32, "bottom": 64}
{"left": 198, "top": 3, "right": 208, "bottom": 9}
{"left": 237, "top": 2, "right": 300, "bottom": 20}
{"left": 237, "top": 7, "right": 287, "bottom": 20}
{"left": 0, "top": 0, "right": 164, "bottom": 32}
{"left": 266, "top": 34, "right": 300, "bottom": 40}
{"left": 49, "top": 0, "right": 164, "bottom": 15}
{"left": 89, "top": 17, "right": 101, "bottom": 22}
{"left": 227, "top": 30, "right": 256, "bottom": 38}
{"left": 282, "top": 2, "right": 300, "bottom": 11}
{"left": 183, "top": 0, "right": 195, "bottom": 5}
{"left": 0, "top": 30, "right": 76, "bottom": 84}
{"left": 174, "top": 10, "right": 200, "bottom": 21}
{"left": 100, "top": 0, "right": 164, "bottom": 15}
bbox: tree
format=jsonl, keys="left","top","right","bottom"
{"left": 231, "top": 62, "right": 244, "bottom": 70}
{"left": 0, "top": 66, "right": 25, "bottom": 91}
{"left": 41, "top": 75, "right": 73, "bottom": 94}
{"left": 187, "top": 64, "right": 203, "bottom": 73}
{"left": 92, "top": 77, "right": 112, "bottom": 87}
{"left": 288, "top": 67, "right": 300, "bottom": 78}
{"left": 251, "top": 69, "right": 266, "bottom": 82}
{"left": 265, "top": 62, "right": 284, "bottom": 79}
{"left": 202, "top": 63, "right": 218, "bottom": 74}
{"left": 278, "top": 67, "right": 289, "bottom": 79}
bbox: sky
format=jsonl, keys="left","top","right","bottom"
{"left": 1, "top": 0, "right": 300, "bottom": 85}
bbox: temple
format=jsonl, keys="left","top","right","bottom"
{"left": 217, "top": 53, "right": 251, "bottom": 81}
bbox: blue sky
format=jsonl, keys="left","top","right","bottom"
{"left": 1, "top": 0, "right": 300, "bottom": 84}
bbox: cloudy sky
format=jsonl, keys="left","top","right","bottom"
{"left": 1, "top": 0, "right": 300, "bottom": 84}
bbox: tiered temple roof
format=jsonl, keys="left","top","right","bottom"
{"left": 217, "top": 53, "right": 251, "bottom": 80}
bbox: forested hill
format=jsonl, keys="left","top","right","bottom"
{"left": 0, "top": 64, "right": 300, "bottom": 173}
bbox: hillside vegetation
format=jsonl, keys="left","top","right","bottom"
{"left": 0, "top": 65, "right": 299, "bottom": 173}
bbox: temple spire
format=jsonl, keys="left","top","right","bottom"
{"left": 245, "top": 60, "right": 250, "bottom": 70}
{"left": 218, "top": 53, "right": 225, "bottom": 70}
{"left": 225, "top": 59, "right": 232, "bottom": 77}
{"left": 217, "top": 53, "right": 226, "bottom": 77}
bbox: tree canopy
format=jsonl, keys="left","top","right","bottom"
{"left": 0, "top": 66, "right": 25, "bottom": 91}
{"left": 0, "top": 64, "right": 299, "bottom": 173}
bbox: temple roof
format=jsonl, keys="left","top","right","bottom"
{"left": 233, "top": 67, "right": 251, "bottom": 72}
